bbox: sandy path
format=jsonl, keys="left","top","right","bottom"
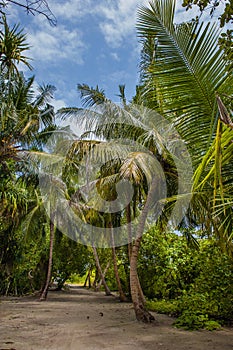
{"left": 0, "top": 286, "right": 233, "bottom": 350}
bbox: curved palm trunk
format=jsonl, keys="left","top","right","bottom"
{"left": 40, "top": 216, "right": 55, "bottom": 300}
{"left": 92, "top": 246, "right": 111, "bottom": 296}
{"left": 130, "top": 237, "right": 153, "bottom": 322}
{"left": 130, "top": 179, "right": 157, "bottom": 322}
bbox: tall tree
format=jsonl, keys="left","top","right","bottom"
{"left": 57, "top": 85, "right": 182, "bottom": 322}
{"left": 137, "top": 0, "right": 232, "bottom": 250}
{"left": 0, "top": 17, "right": 57, "bottom": 296}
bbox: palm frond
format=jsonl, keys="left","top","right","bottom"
{"left": 137, "top": 0, "right": 229, "bottom": 161}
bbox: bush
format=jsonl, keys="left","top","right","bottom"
{"left": 138, "top": 227, "right": 233, "bottom": 330}
{"left": 174, "top": 311, "right": 221, "bottom": 331}
{"left": 146, "top": 299, "right": 179, "bottom": 316}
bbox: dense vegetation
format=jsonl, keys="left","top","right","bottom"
{"left": 0, "top": 0, "right": 232, "bottom": 330}
{"left": 139, "top": 227, "right": 233, "bottom": 329}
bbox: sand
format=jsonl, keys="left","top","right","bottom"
{"left": 0, "top": 286, "right": 233, "bottom": 350}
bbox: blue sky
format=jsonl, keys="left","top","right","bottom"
{"left": 7, "top": 0, "right": 221, "bottom": 110}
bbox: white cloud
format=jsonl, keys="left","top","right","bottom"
{"left": 110, "top": 52, "right": 120, "bottom": 61}
{"left": 47, "top": 0, "right": 144, "bottom": 48}
{"left": 27, "top": 22, "right": 85, "bottom": 64}
{"left": 49, "top": 0, "right": 94, "bottom": 21}
{"left": 96, "top": 0, "right": 145, "bottom": 48}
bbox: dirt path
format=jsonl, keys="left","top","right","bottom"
{"left": 0, "top": 286, "right": 233, "bottom": 350}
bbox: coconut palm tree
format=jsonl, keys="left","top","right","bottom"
{"left": 0, "top": 17, "right": 57, "bottom": 296}
{"left": 57, "top": 81, "right": 186, "bottom": 321}
{"left": 137, "top": 0, "right": 231, "bottom": 164}
{"left": 57, "top": 0, "right": 232, "bottom": 316}
{"left": 136, "top": 0, "right": 233, "bottom": 252}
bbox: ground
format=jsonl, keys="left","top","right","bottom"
{"left": 0, "top": 286, "right": 233, "bottom": 350}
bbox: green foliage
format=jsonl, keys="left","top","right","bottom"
{"left": 146, "top": 299, "right": 178, "bottom": 316}
{"left": 52, "top": 232, "right": 90, "bottom": 290}
{"left": 176, "top": 241, "right": 233, "bottom": 324}
{"left": 0, "top": 225, "right": 48, "bottom": 295}
{"left": 67, "top": 273, "right": 90, "bottom": 285}
{"left": 182, "top": 0, "right": 233, "bottom": 27}
{"left": 218, "top": 29, "right": 233, "bottom": 73}
{"left": 0, "top": 17, "right": 58, "bottom": 296}
{"left": 140, "top": 226, "right": 233, "bottom": 329}
{"left": 175, "top": 311, "right": 221, "bottom": 331}
{"left": 138, "top": 227, "right": 199, "bottom": 299}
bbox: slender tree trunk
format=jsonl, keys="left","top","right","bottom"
{"left": 92, "top": 267, "right": 99, "bottom": 289}
{"left": 40, "top": 216, "right": 55, "bottom": 300}
{"left": 84, "top": 269, "right": 92, "bottom": 288}
{"left": 88, "top": 271, "right": 92, "bottom": 288}
{"left": 92, "top": 246, "right": 111, "bottom": 296}
{"left": 126, "top": 203, "right": 132, "bottom": 259}
{"left": 126, "top": 202, "right": 133, "bottom": 298}
{"left": 130, "top": 178, "right": 157, "bottom": 322}
{"left": 96, "top": 261, "right": 110, "bottom": 291}
{"left": 110, "top": 224, "right": 127, "bottom": 302}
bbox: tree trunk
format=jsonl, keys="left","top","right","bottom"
{"left": 40, "top": 216, "right": 55, "bottom": 300}
{"left": 92, "top": 246, "right": 111, "bottom": 296}
{"left": 126, "top": 203, "right": 133, "bottom": 298}
{"left": 92, "top": 267, "right": 99, "bottom": 290}
{"left": 130, "top": 178, "right": 157, "bottom": 322}
{"left": 126, "top": 203, "right": 132, "bottom": 259}
{"left": 84, "top": 269, "right": 92, "bottom": 288}
{"left": 130, "top": 237, "right": 154, "bottom": 322}
{"left": 110, "top": 225, "right": 128, "bottom": 302}
{"left": 96, "top": 260, "right": 110, "bottom": 291}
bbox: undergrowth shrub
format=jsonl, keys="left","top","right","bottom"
{"left": 139, "top": 227, "right": 233, "bottom": 330}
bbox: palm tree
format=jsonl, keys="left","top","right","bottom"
{"left": 57, "top": 82, "right": 189, "bottom": 321}
{"left": 57, "top": 0, "right": 232, "bottom": 312}
{"left": 137, "top": 0, "right": 231, "bottom": 164}
{"left": 0, "top": 17, "right": 57, "bottom": 296}
{"left": 0, "top": 17, "right": 56, "bottom": 165}
{"left": 0, "top": 15, "right": 32, "bottom": 75}
{"left": 136, "top": 0, "right": 233, "bottom": 251}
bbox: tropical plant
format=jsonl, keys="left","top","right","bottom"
{"left": 136, "top": 0, "right": 233, "bottom": 251}
{"left": 55, "top": 0, "right": 232, "bottom": 322}
{"left": 57, "top": 78, "right": 189, "bottom": 321}
{"left": 0, "top": 17, "right": 57, "bottom": 297}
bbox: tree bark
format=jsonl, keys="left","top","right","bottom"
{"left": 130, "top": 178, "right": 157, "bottom": 322}
{"left": 92, "top": 246, "right": 111, "bottom": 296}
{"left": 130, "top": 237, "right": 154, "bottom": 322}
{"left": 40, "top": 215, "right": 55, "bottom": 300}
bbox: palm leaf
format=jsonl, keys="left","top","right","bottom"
{"left": 137, "top": 0, "right": 230, "bottom": 162}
